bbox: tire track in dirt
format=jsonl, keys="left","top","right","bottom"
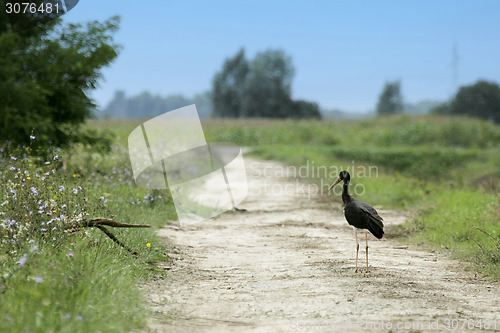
{"left": 142, "top": 158, "right": 499, "bottom": 332}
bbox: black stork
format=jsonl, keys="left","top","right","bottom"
{"left": 329, "top": 170, "right": 384, "bottom": 272}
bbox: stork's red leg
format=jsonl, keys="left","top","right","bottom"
{"left": 365, "top": 231, "right": 370, "bottom": 273}
{"left": 355, "top": 229, "right": 359, "bottom": 273}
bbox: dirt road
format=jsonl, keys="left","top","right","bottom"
{"left": 142, "top": 158, "right": 499, "bottom": 332}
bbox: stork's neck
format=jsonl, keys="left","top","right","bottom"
{"left": 342, "top": 180, "right": 353, "bottom": 204}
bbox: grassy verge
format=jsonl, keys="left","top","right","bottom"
{"left": 0, "top": 141, "right": 176, "bottom": 332}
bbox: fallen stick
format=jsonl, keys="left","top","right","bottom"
{"left": 67, "top": 218, "right": 151, "bottom": 255}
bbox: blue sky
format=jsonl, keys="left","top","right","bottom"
{"left": 63, "top": 0, "right": 500, "bottom": 113}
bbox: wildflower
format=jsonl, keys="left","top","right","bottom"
{"left": 72, "top": 188, "right": 78, "bottom": 194}
{"left": 26, "top": 176, "right": 31, "bottom": 180}
{"left": 16, "top": 254, "right": 28, "bottom": 267}
{"left": 34, "top": 276, "right": 43, "bottom": 283}
{"left": 73, "top": 174, "right": 77, "bottom": 178}
{"left": 11, "top": 156, "right": 17, "bottom": 160}
{"left": 10, "top": 166, "right": 16, "bottom": 170}
{"left": 67, "top": 252, "right": 74, "bottom": 257}
{"left": 30, "top": 187, "right": 38, "bottom": 195}
{"left": 146, "top": 243, "right": 151, "bottom": 247}
{"left": 45, "top": 161, "right": 50, "bottom": 165}
{"left": 59, "top": 185, "right": 65, "bottom": 192}
{"left": 30, "top": 135, "right": 36, "bottom": 140}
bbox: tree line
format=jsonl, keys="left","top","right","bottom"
{"left": 376, "top": 80, "right": 500, "bottom": 123}
{"left": 1, "top": 11, "right": 500, "bottom": 154}
{"left": 101, "top": 91, "right": 212, "bottom": 119}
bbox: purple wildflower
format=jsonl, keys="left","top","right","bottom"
{"left": 16, "top": 254, "right": 28, "bottom": 267}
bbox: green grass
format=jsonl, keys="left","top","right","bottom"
{"left": 0, "top": 141, "right": 176, "bottom": 332}
{"left": 0, "top": 238, "right": 147, "bottom": 332}
{"left": 409, "top": 189, "right": 500, "bottom": 276}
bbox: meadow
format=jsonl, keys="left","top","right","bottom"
{"left": 0, "top": 114, "right": 499, "bottom": 332}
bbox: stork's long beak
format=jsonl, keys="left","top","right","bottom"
{"left": 328, "top": 177, "right": 342, "bottom": 191}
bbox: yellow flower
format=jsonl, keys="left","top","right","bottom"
{"left": 146, "top": 243, "right": 151, "bottom": 247}
{"left": 27, "top": 176, "right": 31, "bottom": 180}
{"left": 73, "top": 174, "right": 77, "bottom": 178}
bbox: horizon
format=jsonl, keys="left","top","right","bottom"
{"left": 63, "top": 1, "right": 500, "bottom": 114}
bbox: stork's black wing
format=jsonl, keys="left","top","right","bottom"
{"left": 344, "top": 199, "right": 384, "bottom": 239}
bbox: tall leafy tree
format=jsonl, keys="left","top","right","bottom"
{"left": 211, "top": 48, "right": 249, "bottom": 118}
{"left": 376, "top": 81, "right": 404, "bottom": 115}
{"left": 449, "top": 80, "right": 500, "bottom": 123}
{"left": 241, "top": 49, "right": 295, "bottom": 118}
{"left": 211, "top": 48, "right": 317, "bottom": 118}
{"left": 0, "top": 5, "right": 120, "bottom": 153}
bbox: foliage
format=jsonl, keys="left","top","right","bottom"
{"left": 0, "top": 9, "right": 120, "bottom": 153}
{"left": 101, "top": 90, "right": 212, "bottom": 119}
{"left": 290, "top": 100, "right": 321, "bottom": 119}
{"left": 376, "top": 80, "right": 404, "bottom": 115}
{"left": 211, "top": 48, "right": 320, "bottom": 119}
{"left": 212, "top": 48, "right": 249, "bottom": 118}
{"left": 240, "top": 49, "right": 295, "bottom": 118}
{"left": 449, "top": 80, "right": 500, "bottom": 123}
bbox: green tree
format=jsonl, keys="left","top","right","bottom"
{"left": 0, "top": 7, "right": 120, "bottom": 153}
{"left": 449, "top": 80, "right": 500, "bottom": 123}
{"left": 376, "top": 81, "right": 404, "bottom": 115}
{"left": 211, "top": 48, "right": 319, "bottom": 119}
{"left": 290, "top": 100, "right": 321, "bottom": 119}
{"left": 211, "top": 48, "right": 249, "bottom": 118}
{"left": 241, "top": 49, "right": 295, "bottom": 118}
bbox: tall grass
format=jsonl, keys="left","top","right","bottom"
{"left": 0, "top": 140, "right": 176, "bottom": 332}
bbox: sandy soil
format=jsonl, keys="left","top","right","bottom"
{"left": 141, "top": 158, "right": 499, "bottom": 332}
